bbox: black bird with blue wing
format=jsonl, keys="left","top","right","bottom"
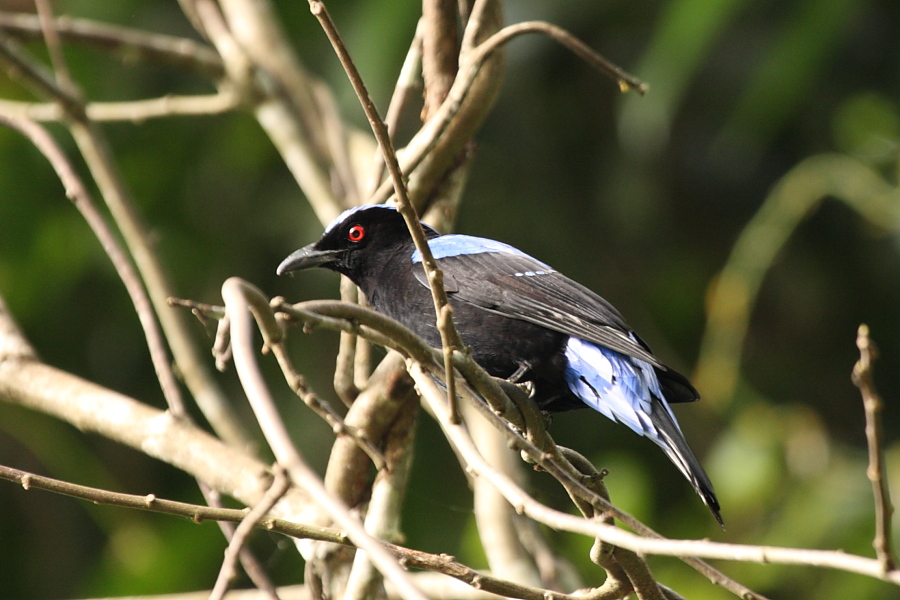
{"left": 278, "top": 204, "right": 722, "bottom": 526}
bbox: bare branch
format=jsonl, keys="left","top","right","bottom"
{"left": 199, "top": 484, "right": 282, "bottom": 600}
{"left": 0, "top": 26, "right": 253, "bottom": 448}
{"left": 366, "top": 18, "right": 423, "bottom": 196}
{"left": 323, "top": 351, "right": 416, "bottom": 507}
{"left": 421, "top": 0, "right": 459, "bottom": 120}
{"left": 210, "top": 465, "right": 290, "bottom": 600}
{"left": 269, "top": 342, "right": 387, "bottom": 470}
{"left": 0, "top": 352, "right": 309, "bottom": 519}
{"left": 852, "top": 324, "right": 897, "bottom": 574}
{"left": 0, "top": 92, "right": 240, "bottom": 122}
{"left": 410, "top": 363, "right": 767, "bottom": 599}
{"left": 334, "top": 276, "right": 362, "bottom": 405}
{"left": 0, "top": 11, "right": 224, "bottom": 78}
{"left": 369, "top": 16, "right": 644, "bottom": 207}
{"left": 401, "top": 0, "right": 503, "bottom": 210}
{"left": 0, "top": 113, "right": 186, "bottom": 417}
{"left": 306, "top": 0, "right": 459, "bottom": 319}
{"left": 220, "top": 277, "right": 428, "bottom": 600}
{"left": 474, "top": 21, "right": 645, "bottom": 94}
{"left": 33, "top": 0, "right": 74, "bottom": 89}
{"left": 0, "top": 463, "right": 641, "bottom": 600}
{"left": 344, "top": 390, "right": 419, "bottom": 600}
{"left": 463, "top": 399, "right": 543, "bottom": 587}
{"left": 0, "top": 463, "right": 351, "bottom": 548}
{"left": 307, "top": 0, "right": 470, "bottom": 441}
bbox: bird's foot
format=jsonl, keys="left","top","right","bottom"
{"left": 508, "top": 361, "right": 532, "bottom": 383}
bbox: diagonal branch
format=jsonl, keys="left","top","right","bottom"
{"left": 0, "top": 25, "right": 253, "bottom": 449}
{"left": 368, "top": 18, "right": 645, "bottom": 206}
{"left": 0, "top": 113, "right": 186, "bottom": 418}
{"left": 307, "top": 0, "right": 467, "bottom": 426}
{"left": 209, "top": 465, "right": 290, "bottom": 600}
{"left": 220, "top": 277, "right": 428, "bottom": 600}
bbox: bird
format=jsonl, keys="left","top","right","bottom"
{"left": 277, "top": 203, "right": 722, "bottom": 526}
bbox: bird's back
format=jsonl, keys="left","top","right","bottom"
{"left": 356, "top": 239, "right": 597, "bottom": 411}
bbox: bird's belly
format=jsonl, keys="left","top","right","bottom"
{"left": 452, "top": 302, "right": 563, "bottom": 376}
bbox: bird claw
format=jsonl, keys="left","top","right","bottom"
{"left": 508, "top": 361, "right": 532, "bottom": 383}
{"left": 506, "top": 362, "right": 536, "bottom": 397}
{"left": 517, "top": 380, "right": 535, "bottom": 398}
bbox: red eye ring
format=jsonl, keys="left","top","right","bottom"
{"left": 347, "top": 224, "right": 365, "bottom": 242}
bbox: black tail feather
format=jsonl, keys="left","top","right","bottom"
{"left": 648, "top": 397, "right": 724, "bottom": 528}
{"left": 655, "top": 366, "right": 700, "bottom": 404}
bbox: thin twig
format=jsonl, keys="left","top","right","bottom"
{"left": 366, "top": 18, "right": 424, "bottom": 197}
{"left": 377, "top": 0, "right": 503, "bottom": 211}
{"left": 221, "top": 285, "right": 389, "bottom": 470}
{"left": 462, "top": 398, "right": 543, "bottom": 587}
{"left": 281, "top": 297, "right": 718, "bottom": 592}
{"left": 182, "top": 292, "right": 900, "bottom": 594}
{"left": 334, "top": 276, "right": 362, "bottom": 406}
{"left": 0, "top": 463, "right": 340, "bottom": 542}
{"left": 475, "top": 21, "right": 645, "bottom": 94}
{"left": 33, "top": 0, "right": 75, "bottom": 89}
{"left": 308, "top": 0, "right": 466, "bottom": 434}
{"left": 0, "top": 462, "right": 626, "bottom": 600}
{"left": 0, "top": 28, "right": 83, "bottom": 115}
{"left": 9, "top": 292, "right": 900, "bottom": 592}
{"left": 0, "top": 92, "right": 241, "bottom": 122}
{"left": 307, "top": 0, "right": 459, "bottom": 321}
{"left": 439, "top": 304, "right": 460, "bottom": 423}
{"left": 0, "top": 11, "right": 224, "bottom": 77}
{"left": 199, "top": 483, "right": 281, "bottom": 600}
{"left": 413, "top": 365, "right": 772, "bottom": 596}
{"left": 852, "top": 324, "right": 897, "bottom": 574}
{"left": 0, "top": 112, "right": 186, "bottom": 418}
{"left": 353, "top": 291, "right": 373, "bottom": 389}
{"left": 0, "top": 25, "right": 253, "bottom": 448}
{"left": 210, "top": 465, "right": 290, "bottom": 600}
{"left": 368, "top": 17, "right": 644, "bottom": 206}
{"left": 270, "top": 343, "right": 387, "bottom": 471}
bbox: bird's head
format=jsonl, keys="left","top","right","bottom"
{"left": 277, "top": 204, "right": 436, "bottom": 280}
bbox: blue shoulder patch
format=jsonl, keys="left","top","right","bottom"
{"left": 412, "top": 234, "right": 549, "bottom": 265}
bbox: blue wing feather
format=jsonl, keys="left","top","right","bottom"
{"left": 412, "top": 234, "right": 547, "bottom": 264}
{"left": 563, "top": 336, "right": 678, "bottom": 442}
{"left": 563, "top": 335, "right": 722, "bottom": 526}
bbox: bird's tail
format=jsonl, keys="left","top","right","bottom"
{"left": 648, "top": 397, "right": 724, "bottom": 527}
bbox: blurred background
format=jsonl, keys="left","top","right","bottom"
{"left": 1, "top": 0, "right": 899, "bottom": 598}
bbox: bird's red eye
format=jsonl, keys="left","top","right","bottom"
{"left": 347, "top": 224, "right": 365, "bottom": 242}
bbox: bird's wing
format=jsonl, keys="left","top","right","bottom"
{"left": 411, "top": 239, "right": 664, "bottom": 368}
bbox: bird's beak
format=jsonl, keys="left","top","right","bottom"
{"left": 276, "top": 244, "right": 343, "bottom": 275}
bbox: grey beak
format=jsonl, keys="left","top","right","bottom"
{"left": 276, "top": 244, "right": 343, "bottom": 275}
